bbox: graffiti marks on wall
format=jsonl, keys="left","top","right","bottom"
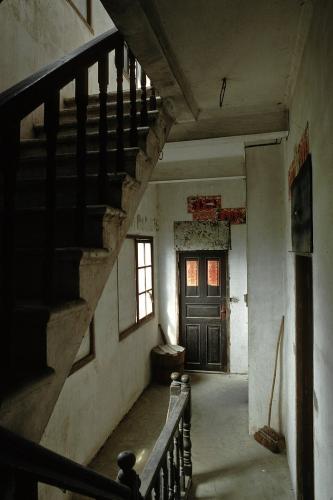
{"left": 187, "top": 195, "right": 246, "bottom": 224}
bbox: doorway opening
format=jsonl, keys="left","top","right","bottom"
{"left": 295, "top": 254, "right": 314, "bottom": 500}
{"left": 178, "top": 250, "right": 229, "bottom": 372}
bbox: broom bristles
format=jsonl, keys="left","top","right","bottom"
{"left": 254, "top": 425, "right": 286, "bottom": 454}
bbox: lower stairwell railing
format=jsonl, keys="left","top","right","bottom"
{"left": 0, "top": 373, "right": 192, "bottom": 499}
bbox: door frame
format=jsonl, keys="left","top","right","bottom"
{"left": 295, "top": 254, "right": 314, "bottom": 500}
{"left": 177, "top": 250, "right": 230, "bottom": 373}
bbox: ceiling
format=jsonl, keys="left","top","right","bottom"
{"left": 102, "top": 0, "right": 312, "bottom": 140}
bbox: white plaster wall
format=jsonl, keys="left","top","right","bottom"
{"left": 0, "top": 0, "right": 115, "bottom": 136}
{"left": 40, "top": 185, "right": 160, "bottom": 500}
{"left": 281, "top": 1, "right": 333, "bottom": 496}
{"left": 157, "top": 179, "right": 248, "bottom": 373}
{"left": 246, "top": 144, "right": 285, "bottom": 434}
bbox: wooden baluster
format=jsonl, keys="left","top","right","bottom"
{"left": 115, "top": 41, "right": 124, "bottom": 172}
{"left": 75, "top": 68, "right": 88, "bottom": 245}
{"left": 167, "top": 443, "right": 175, "bottom": 500}
{"left": 44, "top": 91, "right": 60, "bottom": 304}
{"left": 153, "top": 471, "right": 161, "bottom": 500}
{"left": 178, "top": 418, "right": 185, "bottom": 494}
{"left": 140, "top": 68, "right": 148, "bottom": 126}
{"left": 181, "top": 375, "right": 192, "bottom": 483}
{"left": 117, "top": 451, "right": 142, "bottom": 500}
{"left": 98, "top": 53, "right": 109, "bottom": 202}
{"left": 162, "top": 459, "right": 168, "bottom": 499}
{"left": 173, "top": 434, "right": 180, "bottom": 499}
{"left": 149, "top": 85, "right": 157, "bottom": 111}
{"left": 1, "top": 121, "right": 20, "bottom": 394}
{"left": 129, "top": 49, "right": 137, "bottom": 147}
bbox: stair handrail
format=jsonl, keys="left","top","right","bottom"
{"left": 138, "top": 373, "right": 192, "bottom": 499}
{"left": 0, "top": 374, "right": 191, "bottom": 499}
{"left": 0, "top": 27, "right": 121, "bottom": 122}
{"left": 0, "top": 425, "right": 132, "bottom": 499}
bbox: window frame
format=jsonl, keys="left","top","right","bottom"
{"left": 66, "top": 0, "right": 93, "bottom": 32}
{"left": 119, "top": 236, "right": 155, "bottom": 341}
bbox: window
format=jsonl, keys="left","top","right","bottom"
{"left": 69, "top": 317, "right": 95, "bottom": 375}
{"left": 67, "top": 0, "right": 92, "bottom": 29}
{"left": 118, "top": 237, "right": 154, "bottom": 340}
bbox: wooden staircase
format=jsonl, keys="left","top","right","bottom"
{"left": 0, "top": 28, "right": 173, "bottom": 442}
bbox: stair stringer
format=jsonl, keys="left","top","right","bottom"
{"left": 0, "top": 106, "right": 174, "bottom": 443}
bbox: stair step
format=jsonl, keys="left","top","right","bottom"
{"left": 63, "top": 87, "right": 156, "bottom": 108}
{"left": 59, "top": 97, "right": 161, "bottom": 121}
{"left": 8, "top": 247, "right": 110, "bottom": 300}
{"left": 0, "top": 205, "right": 126, "bottom": 249}
{"left": 34, "top": 110, "right": 159, "bottom": 137}
{"left": 1, "top": 172, "right": 135, "bottom": 209}
{"left": 17, "top": 147, "right": 140, "bottom": 180}
{"left": 5, "top": 298, "right": 87, "bottom": 396}
{"left": 20, "top": 127, "right": 150, "bottom": 157}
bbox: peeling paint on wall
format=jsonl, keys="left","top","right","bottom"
{"left": 174, "top": 221, "right": 230, "bottom": 251}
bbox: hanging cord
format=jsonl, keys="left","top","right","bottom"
{"left": 219, "top": 77, "right": 227, "bottom": 108}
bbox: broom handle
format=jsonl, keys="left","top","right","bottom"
{"left": 268, "top": 316, "right": 285, "bottom": 427}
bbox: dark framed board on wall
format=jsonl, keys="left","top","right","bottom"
{"left": 291, "top": 155, "right": 313, "bottom": 253}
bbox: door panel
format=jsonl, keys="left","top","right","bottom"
{"left": 180, "top": 251, "right": 228, "bottom": 372}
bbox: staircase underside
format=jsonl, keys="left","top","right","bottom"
{"left": 0, "top": 95, "right": 173, "bottom": 443}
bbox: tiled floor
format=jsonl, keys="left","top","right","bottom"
{"left": 80, "top": 374, "right": 294, "bottom": 499}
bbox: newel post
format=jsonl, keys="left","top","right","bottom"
{"left": 181, "top": 374, "right": 192, "bottom": 479}
{"left": 117, "top": 451, "right": 142, "bottom": 499}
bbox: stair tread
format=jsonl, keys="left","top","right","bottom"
{"left": 2, "top": 204, "right": 127, "bottom": 218}
{"left": 63, "top": 88, "right": 156, "bottom": 107}
{"left": 21, "top": 126, "right": 150, "bottom": 148}
{"left": 19, "top": 147, "right": 140, "bottom": 165}
{"left": 11, "top": 171, "right": 130, "bottom": 183}
{"left": 34, "top": 109, "right": 159, "bottom": 131}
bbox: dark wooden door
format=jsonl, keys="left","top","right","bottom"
{"left": 296, "top": 255, "right": 314, "bottom": 500}
{"left": 179, "top": 251, "right": 228, "bottom": 372}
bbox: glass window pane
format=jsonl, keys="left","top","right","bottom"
{"left": 207, "top": 259, "right": 221, "bottom": 296}
{"left": 145, "top": 243, "right": 152, "bottom": 265}
{"left": 146, "top": 291, "right": 153, "bottom": 315}
{"left": 138, "top": 268, "right": 146, "bottom": 293}
{"left": 186, "top": 259, "right": 198, "bottom": 287}
{"left": 207, "top": 260, "right": 220, "bottom": 286}
{"left": 146, "top": 267, "right": 152, "bottom": 290}
{"left": 138, "top": 293, "right": 146, "bottom": 320}
{"left": 137, "top": 242, "right": 145, "bottom": 267}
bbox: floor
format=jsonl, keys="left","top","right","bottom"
{"left": 79, "top": 374, "right": 294, "bottom": 499}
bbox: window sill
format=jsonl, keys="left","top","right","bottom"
{"left": 119, "top": 313, "right": 155, "bottom": 342}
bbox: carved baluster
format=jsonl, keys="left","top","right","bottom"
{"left": 98, "top": 53, "right": 109, "bottom": 201}
{"left": 153, "top": 470, "right": 161, "bottom": 500}
{"left": 173, "top": 434, "right": 180, "bottom": 499}
{"left": 162, "top": 458, "right": 168, "bottom": 499}
{"left": 149, "top": 85, "right": 157, "bottom": 111}
{"left": 140, "top": 67, "right": 148, "bottom": 126}
{"left": 117, "top": 451, "right": 142, "bottom": 500}
{"left": 0, "top": 120, "right": 20, "bottom": 394}
{"left": 167, "top": 443, "right": 175, "bottom": 500}
{"left": 178, "top": 418, "right": 185, "bottom": 493}
{"left": 181, "top": 375, "right": 192, "bottom": 482}
{"left": 115, "top": 41, "right": 124, "bottom": 172}
{"left": 129, "top": 48, "right": 137, "bottom": 147}
{"left": 44, "top": 91, "right": 60, "bottom": 304}
{"left": 75, "top": 67, "right": 88, "bottom": 245}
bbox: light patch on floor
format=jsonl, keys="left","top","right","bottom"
{"left": 74, "top": 374, "right": 294, "bottom": 499}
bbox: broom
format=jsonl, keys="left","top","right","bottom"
{"left": 254, "top": 316, "right": 286, "bottom": 453}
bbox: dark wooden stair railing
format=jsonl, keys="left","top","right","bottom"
{"left": 0, "top": 374, "right": 192, "bottom": 499}
{"left": 0, "top": 26, "right": 158, "bottom": 396}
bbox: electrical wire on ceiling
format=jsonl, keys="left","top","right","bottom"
{"left": 219, "top": 77, "right": 227, "bottom": 108}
